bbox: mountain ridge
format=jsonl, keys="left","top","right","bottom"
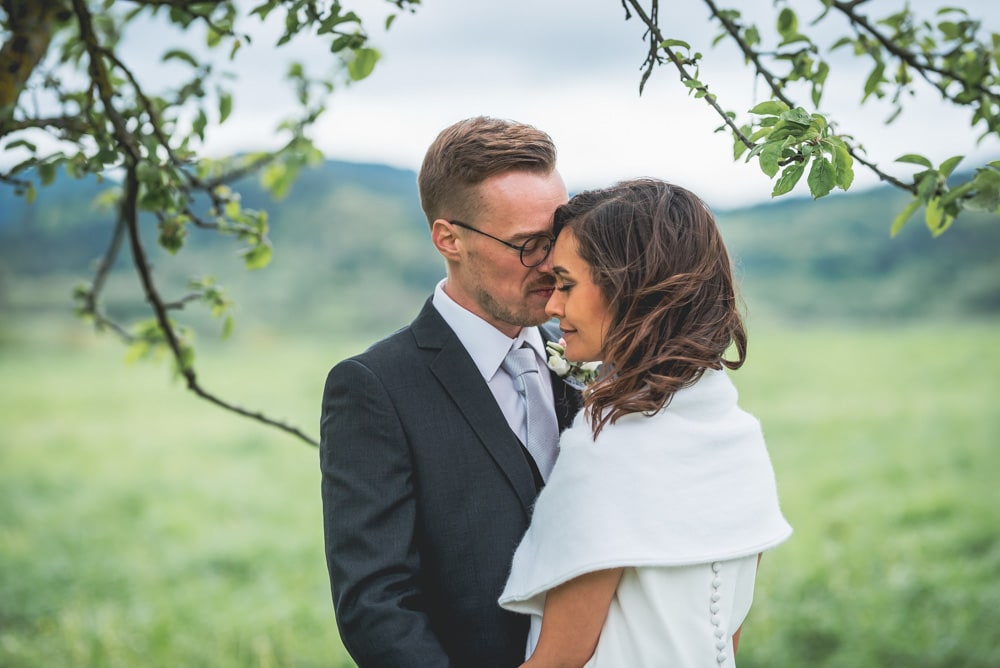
{"left": 1, "top": 159, "right": 997, "bottom": 334}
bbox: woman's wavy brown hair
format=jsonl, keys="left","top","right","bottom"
{"left": 553, "top": 178, "right": 747, "bottom": 438}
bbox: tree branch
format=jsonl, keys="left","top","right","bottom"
{"left": 705, "top": 0, "right": 918, "bottom": 191}
{"left": 0, "top": 0, "right": 69, "bottom": 112}
{"left": 831, "top": 0, "right": 1000, "bottom": 107}
{"left": 87, "top": 216, "right": 126, "bottom": 310}
{"left": 626, "top": 0, "right": 914, "bottom": 193}
{"left": 118, "top": 0, "right": 239, "bottom": 40}
{"left": 702, "top": 0, "right": 793, "bottom": 107}
{"left": 0, "top": 114, "right": 89, "bottom": 138}
{"left": 71, "top": 0, "right": 319, "bottom": 448}
{"left": 117, "top": 0, "right": 226, "bottom": 7}
{"left": 623, "top": 0, "right": 753, "bottom": 147}
{"left": 0, "top": 171, "right": 30, "bottom": 189}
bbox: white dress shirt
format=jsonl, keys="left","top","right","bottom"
{"left": 432, "top": 279, "right": 557, "bottom": 447}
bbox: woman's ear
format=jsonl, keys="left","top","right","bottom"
{"left": 432, "top": 219, "right": 461, "bottom": 261}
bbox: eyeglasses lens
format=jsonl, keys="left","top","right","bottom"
{"left": 520, "top": 236, "right": 553, "bottom": 267}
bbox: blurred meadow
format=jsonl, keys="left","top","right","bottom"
{"left": 2, "top": 162, "right": 999, "bottom": 665}
{"left": 1, "top": 311, "right": 354, "bottom": 667}
{"left": 2, "top": 308, "right": 998, "bottom": 666}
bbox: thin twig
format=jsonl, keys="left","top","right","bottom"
{"left": 651, "top": 0, "right": 913, "bottom": 192}
{"left": 162, "top": 293, "right": 203, "bottom": 310}
{"left": 71, "top": 0, "right": 319, "bottom": 447}
{"left": 831, "top": 0, "right": 998, "bottom": 105}
{"left": 86, "top": 216, "right": 126, "bottom": 310}
{"left": 623, "top": 0, "right": 752, "bottom": 146}
{"left": 0, "top": 114, "right": 90, "bottom": 137}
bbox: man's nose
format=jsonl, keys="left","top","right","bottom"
{"left": 535, "top": 249, "right": 555, "bottom": 275}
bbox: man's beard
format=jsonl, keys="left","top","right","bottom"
{"left": 476, "top": 278, "right": 554, "bottom": 328}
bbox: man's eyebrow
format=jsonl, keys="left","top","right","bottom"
{"left": 508, "top": 230, "right": 551, "bottom": 241}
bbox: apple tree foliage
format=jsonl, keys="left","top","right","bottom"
{"left": 1, "top": 0, "right": 997, "bottom": 445}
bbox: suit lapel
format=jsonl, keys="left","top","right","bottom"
{"left": 548, "top": 368, "right": 582, "bottom": 432}
{"left": 412, "top": 301, "right": 538, "bottom": 514}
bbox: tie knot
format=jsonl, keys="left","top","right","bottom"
{"left": 502, "top": 345, "right": 538, "bottom": 379}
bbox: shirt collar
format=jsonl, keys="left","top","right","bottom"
{"left": 432, "top": 280, "right": 548, "bottom": 381}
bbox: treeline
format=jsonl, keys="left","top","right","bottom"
{"left": 1, "top": 160, "right": 998, "bottom": 337}
{"left": 718, "top": 187, "right": 1000, "bottom": 320}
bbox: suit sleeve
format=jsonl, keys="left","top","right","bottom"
{"left": 320, "top": 358, "right": 453, "bottom": 667}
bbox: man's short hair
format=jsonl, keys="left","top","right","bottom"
{"left": 417, "top": 116, "right": 557, "bottom": 227}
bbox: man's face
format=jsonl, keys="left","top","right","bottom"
{"left": 446, "top": 170, "right": 568, "bottom": 337}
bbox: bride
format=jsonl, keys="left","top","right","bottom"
{"left": 500, "top": 178, "right": 792, "bottom": 667}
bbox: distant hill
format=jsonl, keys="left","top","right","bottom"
{"left": 1, "top": 160, "right": 998, "bottom": 339}
{"left": 716, "top": 185, "right": 1000, "bottom": 320}
{"left": 0, "top": 161, "right": 438, "bottom": 336}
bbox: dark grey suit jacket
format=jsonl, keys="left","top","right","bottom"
{"left": 320, "top": 299, "right": 580, "bottom": 668}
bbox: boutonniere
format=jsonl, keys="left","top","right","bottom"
{"left": 545, "top": 339, "right": 602, "bottom": 390}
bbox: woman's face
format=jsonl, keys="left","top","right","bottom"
{"left": 545, "top": 228, "right": 611, "bottom": 362}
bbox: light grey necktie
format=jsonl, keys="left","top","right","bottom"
{"left": 502, "top": 344, "right": 559, "bottom": 481}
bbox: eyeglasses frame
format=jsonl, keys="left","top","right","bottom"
{"left": 447, "top": 220, "right": 555, "bottom": 268}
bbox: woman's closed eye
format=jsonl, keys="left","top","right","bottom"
{"left": 555, "top": 282, "right": 574, "bottom": 293}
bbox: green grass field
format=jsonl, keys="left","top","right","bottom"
{"left": 1, "top": 315, "right": 998, "bottom": 667}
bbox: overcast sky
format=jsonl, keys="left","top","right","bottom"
{"left": 131, "top": 0, "right": 1000, "bottom": 208}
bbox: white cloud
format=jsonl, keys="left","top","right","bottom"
{"left": 305, "top": 0, "right": 1000, "bottom": 207}
{"left": 8, "top": 0, "right": 999, "bottom": 210}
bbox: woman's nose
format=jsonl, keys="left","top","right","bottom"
{"left": 545, "top": 293, "right": 563, "bottom": 319}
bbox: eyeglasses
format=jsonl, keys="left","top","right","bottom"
{"left": 448, "top": 220, "right": 555, "bottom": 268}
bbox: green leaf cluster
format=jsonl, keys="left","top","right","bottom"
{"left": 891, "top": 155, "right": 1000, "bottom": 237}
{"left": 187, "top": 276, "right": 236, "bottom": 339}
{"left": 649, "top": 0, "right": 1000, "bottom": 235}
{"left": 773, "top": 7, "right": 829, "bottom": 106}
{"left": 124, "top": 317, "right": 195, "bottom": 375}
{"left": 0, "top": 1, "right": 416, "bottom": 435}
{"left": 830, "top": 6, "right": 1000, "bottom": 135}
{"left": 739, "top": 101, "right": 853, "bottom": 199}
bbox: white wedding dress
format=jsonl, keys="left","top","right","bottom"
{"left": 523, "top": 557, "right": 758, "bottom": 667}
{"left": 499, "top": 369, "right": 792, "bottom": 667}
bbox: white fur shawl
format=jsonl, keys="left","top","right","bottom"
{"left": 499, "top": 368, "right": 793, "bottom": 615}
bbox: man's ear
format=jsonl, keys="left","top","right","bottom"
{"left": 431, "top": 219, "right": 461, "bottom": 261}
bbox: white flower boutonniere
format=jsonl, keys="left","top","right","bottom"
{"left": 545, "top": 339, "right": 602, "bottom": 390}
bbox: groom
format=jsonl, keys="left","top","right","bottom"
{"left": 320, "top": 116, "right": 580, "bottom": 667}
